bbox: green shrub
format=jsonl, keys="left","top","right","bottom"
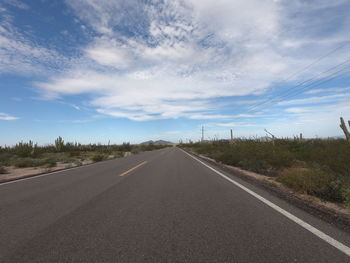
{"left": 42, "top": 158, "right": 57, "bottom": 168}
{"left": 74, "top": 160, "right": 83, "bottom": 166}
{"left": 13, "top": 141, "right": 34, "bottom": 157}
{"left": 0, "top": 153, "right": 12, "bottom": 166}
{"left": 189, "top": 140, "right": 294, "bottom": 175}
{"left": 131, "top": 147, "right": 140, "bottom": 154}
{"left": 239, "top": 158, "right": 269, "bottom": 174}
{"left": 183, "top": 139, "right": 350, "bottom": 204}
{"left": 14, "top": 158, "right": 36, "bottom": 168}
{"left": 342, "top": 188, "right": 350, "bottom": 208}
{"left": 14, "top": 158, "right": 57, "bottom": 168}
{"left": 0, "top": 166, "right": 8, "bottom": 174}
{"left": 115, "top": 151, "right": 124, "bottom": 157}
{"left": 119, "top": 142, "right": 132, "bottom": 152}
{"left": 92, "top": 154, "right": 105, "bottom": 162}
{"left": 69, "top": 151, "right": 81, "bottom": 157}
{"left": 277, "top": 168, "right": 342, "bottom": 201}
{"left": 62, "top": 158, "right": 76, "bottom": 164}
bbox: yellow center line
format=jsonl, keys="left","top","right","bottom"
{"left": 117, "top": 161, "right": 148, "bottom": 176}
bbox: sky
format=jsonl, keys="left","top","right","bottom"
{"left": 1, "top": 0, "right": 350, "bottom": 145}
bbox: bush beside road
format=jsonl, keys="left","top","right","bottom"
{"left": 0, "top": 138, "right": 171, "bottom": 182}
{"left": 180, "top": 139, "right": 350, "bottom": 208}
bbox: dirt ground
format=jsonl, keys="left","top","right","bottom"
{"left": 0, "top": 160, "right": 93, "bottom": 182}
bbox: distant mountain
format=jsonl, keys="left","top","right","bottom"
{"left": 140, "top": 140, "right": 173, "bottom": 145}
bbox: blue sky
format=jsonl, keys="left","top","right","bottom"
{"left": 1, "top": 0, "right": 350, "bottom": 145}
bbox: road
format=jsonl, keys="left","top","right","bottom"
{"left": 1, "top": 147, "right": 350, "bottom": 262}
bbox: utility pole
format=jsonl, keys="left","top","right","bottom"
{"left": 201, "top": 126, "right": 204, "bottom": 142}
{"left": 340, "top": 117, "right": 350, "bottom": 141}
{"left": 264, "top": 129, "right": 276, "bottom": 146}
{"left": 230, "top": 129, "right": 233, "bottom": 141}
{"left": 264, "top": 129, "right": 276, "bottom": 140}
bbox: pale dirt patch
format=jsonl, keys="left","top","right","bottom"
{"left": 124, "top": 152, "right": 132, "bottom": 157}
{"left": 0, "top": 160, "right": 93, "bottom": 182}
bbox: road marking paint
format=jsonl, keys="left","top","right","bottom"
{"left": 118, "top": 161, "right": 147, "bottom": 176}
{"left": 181, "top": 149, "right": 350, "bottom": 257}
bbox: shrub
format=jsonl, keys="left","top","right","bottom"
{"left": 13, "top": 141, "right": 34, "bottom": 157}
{"left": 239, "top": 158, "right": 269, "bottom": 174}
{"left": 343, "top": 187, "right": 350, "bottom": 208}
{"left": 69, "top": 151, "right": 81, "bottom": 157}
{"left": 42, "top": 158, "right": 57, "bottom": 168}
{"left": 92, "top": 154, "right": 105, "bottom": 162}
{"left": 14, "top": 158, "right": 57, "bottom": 168}
{"left": 277, "top": 168, "right": 342, "bottom": 202}
{"left": 74, "top": 160, "right": 83, "bottom": 166}
{"left": 0, "top": 153, "right": 12, "bottom": 166}
{"left": 0, "top": 166, "right": 8, "bottom": 174}
{"left": 131, "top": 147, "right": 140, "bottom": 154}
{"left": 14, "top": 158, "right": 36, "bottom": 168}
{"left": 115, "top": 151, "right": 124, "bottom": 157}
{"left": 119, "top": 142, "right": 132, "bottom": 152}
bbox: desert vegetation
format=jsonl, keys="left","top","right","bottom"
{"left": 0, "top": 138, "right": 170, "bottom": 178}
{"left": 180, "top": 138, "right": 350, "bottom": 207}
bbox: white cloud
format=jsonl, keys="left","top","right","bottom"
{"left": 306, "top": 86, "right": 350, "bottom": 94}
{"left": 272, "top": 102, "right": 350, "bottom": 137}
{"left": 34, "top": 0, "right": 350, "bottom": 120}
{"left": 36, "top": 68, "right": 268, "bottom": 120}
{"left": 0, "top": 112, "right": 19, "bottom": 120}
{"left": 211, "top": 99, "right": 350, "bottom": 138}
{"left": 0, "top": 5, "right": 75, "bottom": 75}
{"left": 0, "top": 21, "right": 69, "bottom": 74}
{"left": 2, "top": 0, "right": 350, "bottom": 125}
{"left": 279, "top": 93, "right": 350, "bottom": 106}
{"left": 214, "top": 122, "right": 259, "bottom": 128}
{"left": 188, "top": 0, "right": 279, "bottom": 42}
{"left": 85, "top": 37, "right": 131, "bottom": 69}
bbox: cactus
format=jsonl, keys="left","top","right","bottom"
{"left": 55, "top": 136, "right": 65, "bottom": 152}
{"left": 340, "top": 117, "right": 350, "bottom": 141}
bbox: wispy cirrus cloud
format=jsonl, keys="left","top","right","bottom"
{"left": 34, "top": 0, "right": 287, "bottom": 120}
{"left": 211, "top": 98, "right": 350, "bottom": 139}
{"left": 0, "top": 112, "right": 19, "bottom": 120}
{"left": 306, "top": 86, "right": 350, "bottom": 94}
{"left": 278, "top": 93, "right": 350, "bottom": 106}
{"left": 0, "top": 4, "right": 75, "bottom": 75}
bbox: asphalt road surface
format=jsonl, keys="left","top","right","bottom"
{"left": 1, "top": 147, "right": 350, "bottom": 262}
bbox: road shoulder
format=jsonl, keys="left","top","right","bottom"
{"left": 181, "top": 148, "right": 350, "bottom": 233}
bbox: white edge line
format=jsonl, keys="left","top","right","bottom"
{"left": 181, "top": 149, "right": 350, "bottom": 257}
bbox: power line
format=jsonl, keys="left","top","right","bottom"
{"left": 247, "top": 57, "right": 350, "bottom": 112}
{"left": 248, "top": 57, "right": 350, "bottom": 111}
{"left": 241, "top": 41, "right": 350, "bottom": 112}
{"left": 249, "top": 67, "right": 350, "bottom": 112}
{"left": 272, "top": 65, "right": 350, "bottom": 104}
{"left": 280, "top": 41, "right": 350, "bottom": 83}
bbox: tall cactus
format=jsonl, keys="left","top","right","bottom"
{"left": 55, "top": 136, "right": 65, "bottom": 152}
{"left": 340, "top": 117, "right": 350, "bottom": 141}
